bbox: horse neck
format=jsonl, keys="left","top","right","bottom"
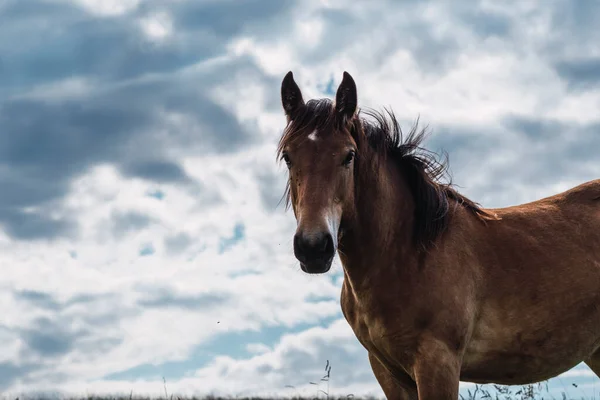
{"left": 338, "top": 154, "right": 417, "bottom": 292}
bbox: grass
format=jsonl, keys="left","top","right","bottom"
{"left": 0, "top": 386, "right": 594, "bottom": 400}
{"left": 3, "top": 361, "right": 595, "bottom": 400}
{"left": 0, "top": 390, "right": 593, "bottom": 400}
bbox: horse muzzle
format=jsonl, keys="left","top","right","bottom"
{"left": 293, "top": 231, "right": 335, "bottom": 274}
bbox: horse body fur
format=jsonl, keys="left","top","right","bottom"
{"left": 340, "top": 178, "right": 600, "bottom": 397}
{"left": 462, "top": 180, "right": 600, "bottom": 383}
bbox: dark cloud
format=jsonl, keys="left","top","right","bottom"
{"left": 553, "top": 57, "right": 600, "bottom": 91}
{"left": 8, "top": 290, "right": 129, "bottom": 386}
{"left": 172, "top": 0, "right": 295, "bottom": 38}
{"left": 21, "top": 317, "right": 80, "bottom": 357}
{"left": 456, "top": 7, "right": 512, "bottom": 39}
{"left": 0, "top": 68, "right": 252, "bottom": 240}
{"left": 0, "top": 94, "right": 151, "bottom": 239}
{"left": 0, "top": 0, "right": 298, "bottom": 93}
{"left": 121, "top": 160, "right": 190, "bottom": 183}
{"left": 0, "top": 1, "right": 88, "bottom": 91}
{"left": 0, "top": 0, "right": 293, "bottom": 241}
{"left": 541, "top": 2, "right": 600, "bottom": 90}
{"left": 547, "top": 0, "right": 600, "bottom": 42}
{"left": 0, "top": 361, "right": 39, "bottom": 390}
{"left": 110, "top": 211, "right": 154, "bottom": 238}
{"left": 18, "top": 311, "right": 124, "bottom": 362}
{"left": 499, "top": 116, "right": 600, "bottom": 186}
{"left": 14, "top": 290, "right": 116, "bottom": 311}
{"left": 295, "top": 2, "right": 464, "bottom": 74}
{"left": 0, "top": 208, "right": 75, "bottom": 240}
{"left": 0, "top": 0, "right": 294, "bottom": 90}
{"left": 164, "top": 232, "right": 193, "bottom": 255}
{"left": 15, "top": 290, "right": 62, "bottom": 311}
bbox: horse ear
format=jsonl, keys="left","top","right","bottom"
{"left": 281, "top": 71, "right": 305, "bottom": 120}
{"left": 335, "top": 71, "right": 357, "bottom": 124}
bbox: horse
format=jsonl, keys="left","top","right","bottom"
{"left": 276, "top": 70, "right": 600, "bottom": 399}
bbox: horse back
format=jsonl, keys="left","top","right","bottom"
{"left": 450, "top": 179, "right": 600, "bottom": 382}
{"left": 484, "top": 178, "right": 600, "bottom": 242}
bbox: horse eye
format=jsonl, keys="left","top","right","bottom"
{"left": 282, "top": 153, "right": 292, "bottom": 168}
{"left": 342, "top": 151, "right": 355, "bottom": 166}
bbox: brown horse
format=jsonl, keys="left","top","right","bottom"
{"left": 277, "top": 71, "right": 600, "bottom": 399}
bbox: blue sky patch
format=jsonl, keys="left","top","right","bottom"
{"left": 218, "top": 223, "right": 245, "bottom": 253}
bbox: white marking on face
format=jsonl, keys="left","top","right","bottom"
{"left": 308, "top": 130, "right": 318, "bottom": 141}
{"left": 324, "top": 207, "right": 342, "bottom": 249}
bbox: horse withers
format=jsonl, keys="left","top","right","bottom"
{"left": 277, "top": 71, "right": 600, "bottom": 399}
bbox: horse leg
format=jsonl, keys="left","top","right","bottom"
{"left": 584, "top": 349, "right": 600, "bottom": 377}
{"left": 368, "top": 353, "right": 417, "bottom": 400}
{"left": 412, "top": 337, "right": 461, "bottom": 400}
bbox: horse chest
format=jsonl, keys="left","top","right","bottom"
{"left": 340, "top": 293, "right": 375, "bottom": 346}
{"left": 340, "top": 283, "right": 418, "bottom": 371}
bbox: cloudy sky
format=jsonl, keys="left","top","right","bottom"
{"left": 1, "top": 0, "right": 600, "bottom": 398}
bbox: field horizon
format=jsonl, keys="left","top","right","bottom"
{"left": 1, "top": 381, "right": 595, "bottom": 400}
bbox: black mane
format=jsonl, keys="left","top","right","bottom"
{"left": 357, "top": 108, "right": 498, "bottom": 250}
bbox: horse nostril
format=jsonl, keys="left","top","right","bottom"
{"left": 293, "top": 233, "right": 305, "bottom": 263}
{"left": 322, "top": 233, "right": 333, "bottom": 254}
{"left": 318, "top": 236, "right": 328, "bottom": 251}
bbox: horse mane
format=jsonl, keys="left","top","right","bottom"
{"left": 357, "top": 108, "right": 499, "bottom": 250}
{"left": 277, "top": 99, "right": 499, "bottom": 251}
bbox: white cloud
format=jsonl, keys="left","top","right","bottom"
{"left": 13, "top": 319, "right": 383, "bottom": 398}
{"left": 66, "top": 0, "right": 143, "bottom": 16}
{"left": 246, "top": 342, "right": 271, "bottom": 355}
{"left": 139, "top": 11, "right": 173, "bottom": 41}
